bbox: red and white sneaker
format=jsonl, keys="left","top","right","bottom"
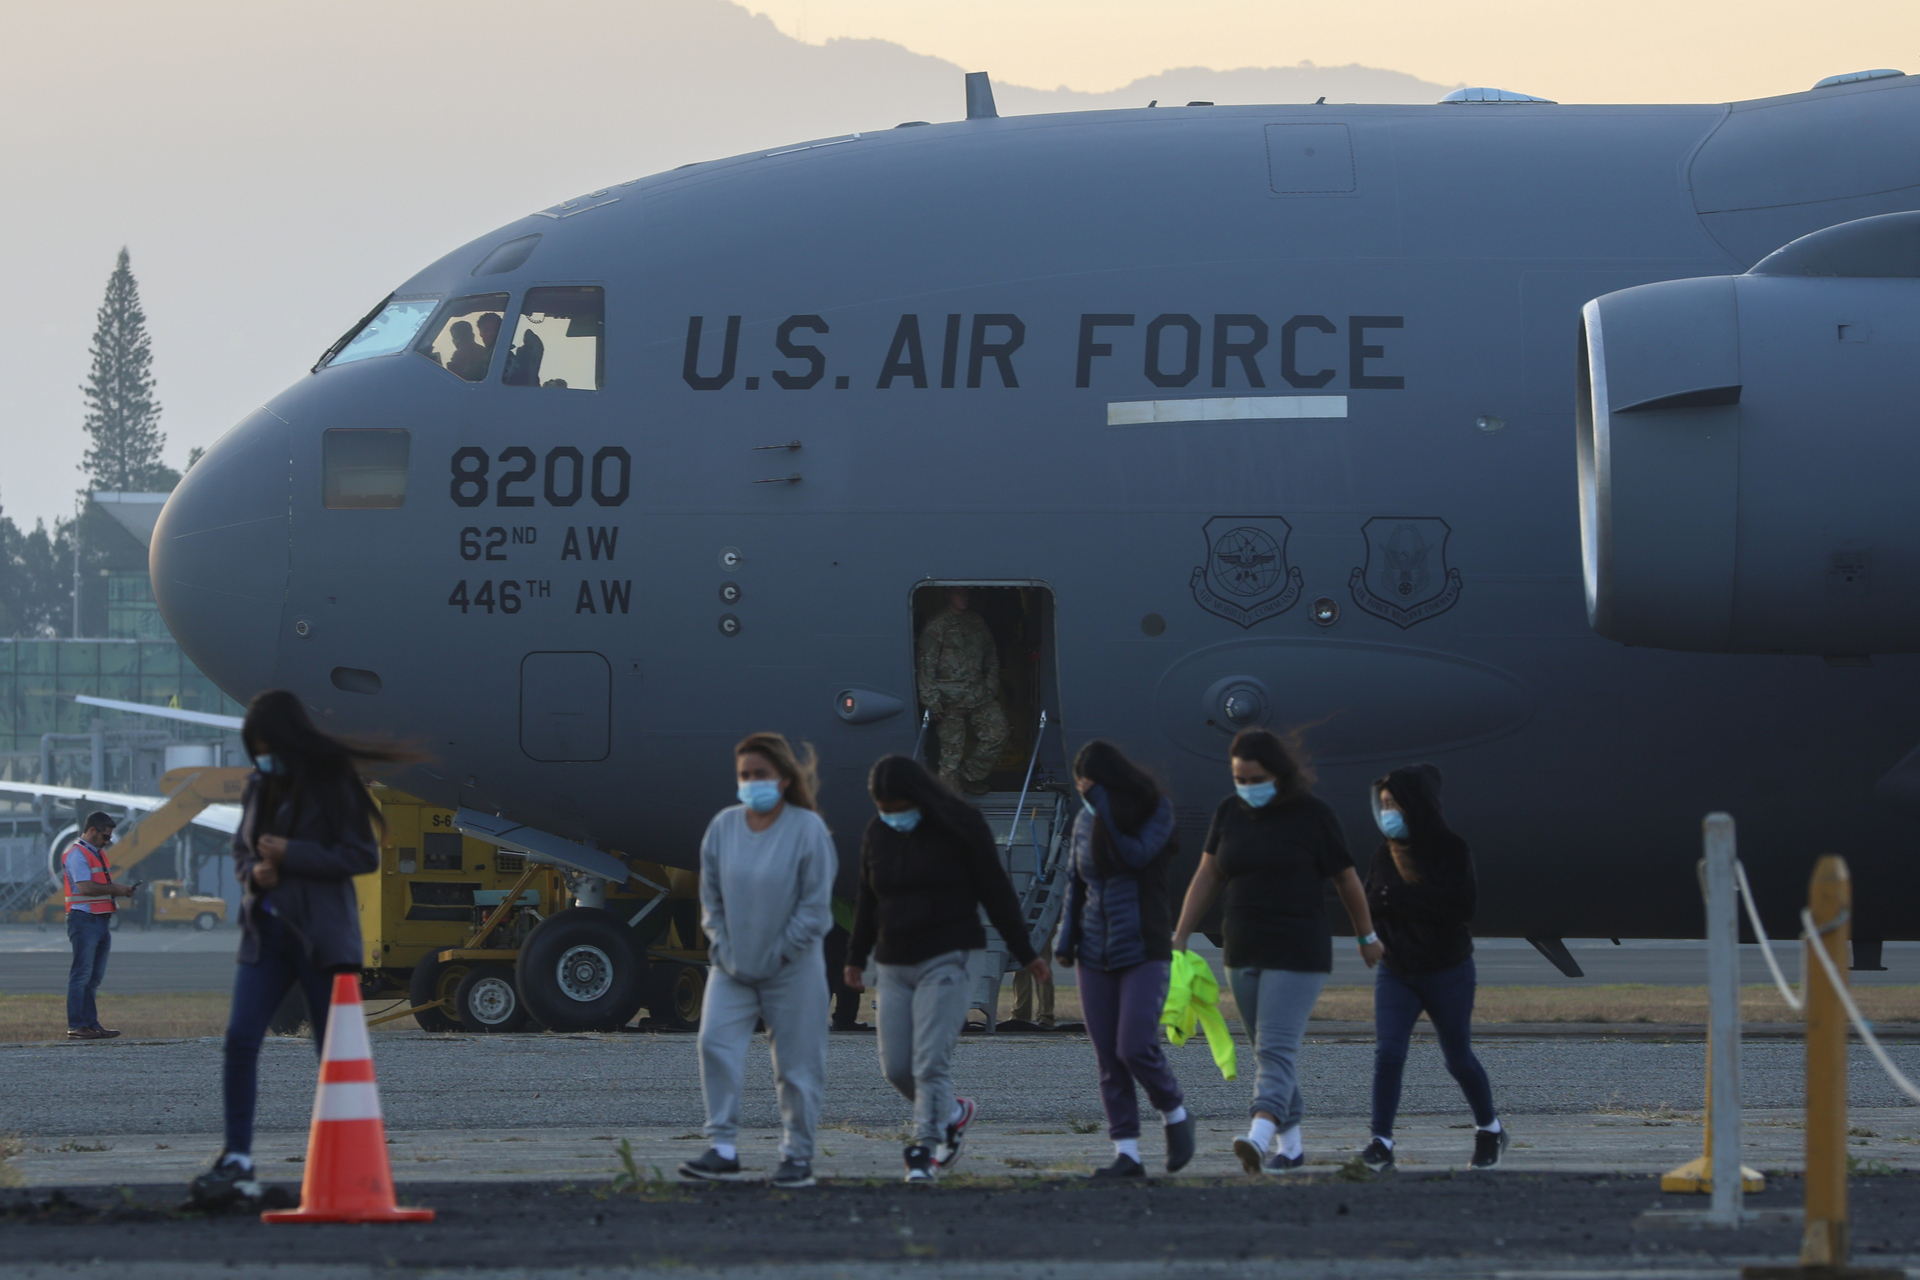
{"left": 934, "top": 1096, "right": 976, "bottom": 1169}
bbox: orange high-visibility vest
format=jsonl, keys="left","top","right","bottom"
{"left": 63, "top": 840, "right": 114, "bottom": 914}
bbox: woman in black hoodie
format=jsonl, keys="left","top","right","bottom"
{"left": 1360, "top": 763, "right": 1506, "bottom": 1172}
{"left": 845, "top": 755, "right": 1047, "bottom": 1182}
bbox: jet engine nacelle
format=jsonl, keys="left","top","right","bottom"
{"left": 1578, "top": 212, "right": 1920, "bottom": 654}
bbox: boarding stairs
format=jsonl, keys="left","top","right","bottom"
{"left": 938, "top": 710, "right": 1075, "bottom": 1029}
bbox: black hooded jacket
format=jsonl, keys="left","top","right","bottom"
{"left": 1364, "top": 764, "right": 1476, "bottom": 976}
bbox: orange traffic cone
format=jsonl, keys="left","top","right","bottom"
{"left": 262, "top": 972, "right": 433, "bottom": 1223}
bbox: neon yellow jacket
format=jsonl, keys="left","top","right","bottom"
{"left": 1161, "top": 949, "right": 1236, "bottom": 1080}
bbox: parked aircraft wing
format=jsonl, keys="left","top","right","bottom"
{"left": 0, "top": 780, "right": 243, "bottom": 835}
{"left": 74, "top": 694, "right": 245, "bottom": 731}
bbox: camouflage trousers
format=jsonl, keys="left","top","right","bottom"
{"left": 935, "top": 700, "right": 1008, "bottom": 784}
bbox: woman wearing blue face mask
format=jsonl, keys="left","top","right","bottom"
{"left": 679, "top": 732, "right": 836, "bottom": 1190}
{"left": 189, "top": 690, "right": 409, "bottom": 1211}
{"left": 844, "top": 755, "right": 1045, "bottom": 1182}
{"left": 1172, "top": 728, "right": 1381, "bottom": 1176}
{"left": 1360, "top": 764, "right": 1505, "bottom": 1173}
{"left": 1059, "top": 739, "right": 1193, "bottom": 1179}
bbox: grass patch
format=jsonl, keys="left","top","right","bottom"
{"left": 0, "top": 993, "right": 433, "bottom": 1042}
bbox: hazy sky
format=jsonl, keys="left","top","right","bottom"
{"left": 2, "top": 0, "right": 1913, "bottom": 535}
{"left": 754, "top": 0, "right": 1918, "bottom": 103}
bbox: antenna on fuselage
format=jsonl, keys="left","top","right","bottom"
{"left": 966, "top": 71, "right": 998, "bottom": 120}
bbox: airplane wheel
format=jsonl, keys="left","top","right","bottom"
{"left": 646, "top": 961, "right": 705, "bottom": 1031}
{"left": 456, "top": 963, "right": 530, "bottom": 1033}
{"left": 193, "top": 912, "right": 218, "bottom": 932}
{"left": 408, "top": 955, "right": 468, "bottom": 1033}
{"left": 515, "top": 907, "right": 646, "bottom": 1032}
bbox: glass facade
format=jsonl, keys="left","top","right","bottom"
{"left": 107, "top": 571, "right": 172, "bottom": 640}
{"left": 0, "top": 638, "right": 243, "bottom": 753}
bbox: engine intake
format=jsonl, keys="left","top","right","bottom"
{"left": 1578, "top": 212, "right": 1920, "bottom": 654}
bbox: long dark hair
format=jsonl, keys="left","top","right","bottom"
{"left": 1072, "top": 739, "right": 1163, "bottom": 836}
{"left": 867, "top": 754, "right": 977, "bottom": 838}
{"left": 242, "top": 690, "right": 410, "bottom": 838}
{"left": 734, "top": 732, "right": 819, "bottom": 811}
{"left": 1228, "top": 727, "right": 1315, "bottom": 805}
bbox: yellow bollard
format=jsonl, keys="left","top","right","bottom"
{"left": 1659, "top": 1026, "right": 1766, "bottom": 1195}
{"left": 1801, "top": 855, "right": 1851, "bottom": 1268}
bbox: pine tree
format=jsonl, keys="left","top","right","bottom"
{"left": 80, "top": 248, "right": 176, "bottom": 493}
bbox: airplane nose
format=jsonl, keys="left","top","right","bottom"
{"left": 151, "top": 408, "right": 292, "bottom": 704}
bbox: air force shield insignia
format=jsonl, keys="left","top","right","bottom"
{"left": 1349, "top": 517, "right": 1464, "bottom": 628}
{"left": 1190, "top": 516, "right": 1305, "bottom": 628}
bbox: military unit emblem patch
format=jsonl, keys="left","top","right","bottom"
{"left": 1190, "top": 516, "right": 1305, "bottom": 628}
{"left": 1348, "top": 516, "right": 1463, "bottom": 628}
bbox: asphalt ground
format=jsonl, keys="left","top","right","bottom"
{"left": 7, "top": 1032, "right": 1920, "bottom": 1274}
{"left": 6, "top": 928, "right": 1918, "bottom": 994}
{"left": 10, "top": 1028, "right": 1920, "bottom": 1140}
{"left": 3, "top": 1174, "right": 1919, "bottom": 1277}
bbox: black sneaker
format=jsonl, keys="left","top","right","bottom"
{"left": 771, "top": 1157, "right": 816, "bottom": 1188}
{"left": 1231, "top": 1136, "right": 1264, "bottom": 1176}
{"left": 1164, "top": 1113, "right": 1196, "bottom": 1173}
{"left": 1470, "top": 1127, "right": 1509, "bottom": 1170}
{"left": 187, "top": 1155, "right": 263, "bottom": 1211}
{"left": 1361, "top": 1138, "right": 1395, "bottom": 1172}
{"left": 935, "top": 1096, "right": 975, "bottom": 1169}
{"left": 1091, "top": 1153, "right": 1145, "bottom": 1180}
{"left": 677, "top": 1147, "right": 742, "bottom": 1181}
{"left": 904, "top": 1144, "right": 936, "bottom": 1183}
{"left": 1261, "top": 1151, "right": 1306, "bottom": 1175}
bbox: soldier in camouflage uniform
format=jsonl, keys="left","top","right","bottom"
{"left": 916, "top": 588, "right": 1008, "bottom": 795}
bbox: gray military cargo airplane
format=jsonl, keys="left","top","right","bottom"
{"left": 151, "top": 69, "right": 1920, "bottom": 986}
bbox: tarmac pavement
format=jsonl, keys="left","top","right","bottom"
{"left": 6, "top": 1030, "right": 1920, "bottom": 1273}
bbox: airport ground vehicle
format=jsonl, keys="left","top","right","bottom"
{"left": 359, "top": 786, "right": 710, "bottom": 1033}
{"left": 144, "top": 880, "right": 227, "bottom": 930}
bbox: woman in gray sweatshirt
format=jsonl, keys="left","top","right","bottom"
{"left": 677, "top": 732, "right": 836, "bottom": 1189}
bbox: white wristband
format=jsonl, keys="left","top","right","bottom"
{"left": 1358, "top": 932, "right": 1379, "bottom": 947}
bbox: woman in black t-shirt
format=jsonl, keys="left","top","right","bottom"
{"left": 1173, "top": 728, "right": 1380, "bottom": 1176}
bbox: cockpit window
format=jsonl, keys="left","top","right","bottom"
{"left": 320, "top": 296, "right": 438, "bottom": 370}
{"left": 416, "top": 293, "right": 510, "bottom": 382}
{"left": 504, "top": 286, "right": 604, "bottom": 390}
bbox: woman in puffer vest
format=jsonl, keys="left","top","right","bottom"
{"left": 1056, "top": 739, "right": 1194, "bottom": 1179}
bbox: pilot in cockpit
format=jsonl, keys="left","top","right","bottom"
{"left": 503, "top": 327, "right": 545, "bottom": 386}
{"left": 446, "top": 321, "right": 490, "bottom": 381}
{"left": 476, "top": 312, "right": 502, "bottom": 362}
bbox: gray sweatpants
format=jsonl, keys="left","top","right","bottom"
{"left": 875, "top": 949, "right": 972, "bottom": 1146}
{"left": 1227, "top": 967, "right": 1329, "bottom": 1129}
{"left": 697, "top": 944, "right": 829, "bottom": 1161}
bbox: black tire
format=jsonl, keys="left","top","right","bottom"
{"left": 193, "top": 912, "right": 218, "bottom": 932}
{"left": 515, "top": 907, "right": 646, "bottom": 1032}
{"left": 456, "top": 962, "right": 531, "bottom": 1033}
{"left": 408, "top": 954, "right": 469, "bottom": 1033}
{"left": 646, "top": 961, "right": 706, "bottom": 1031}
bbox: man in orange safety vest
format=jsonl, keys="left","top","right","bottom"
{"left": 65, "top": 811, "right": 135, "bottom": 1040}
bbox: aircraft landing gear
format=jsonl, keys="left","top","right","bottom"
{"left": 515, "top": 907, "right": 646, "bottom": 1032}
{"left": 646, "top": 961, "right": 705, "bottom": 1031}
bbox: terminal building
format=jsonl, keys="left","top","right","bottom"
{"left": 0, "top": 492, "right": 244, "bottom": 922}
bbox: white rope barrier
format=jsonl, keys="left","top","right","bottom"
{"left": 1798, "top": 905, "right": 1920, "bottom": 1105}
{"left": 1734, "top": 860, "right": 1803, "bottom": 1012}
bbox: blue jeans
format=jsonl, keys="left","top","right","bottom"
{"left": 1371, "top": 957, "right": 1496, "bottom": 1138}
{"left": 66, "top": 910, "right": 112, "bottom": 1029}
{"left": 1227, "top": 967, "right": 1329, "bottom": 1128}
{"left": 223, "top": 914, "right": 336, "bottom": 1156}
